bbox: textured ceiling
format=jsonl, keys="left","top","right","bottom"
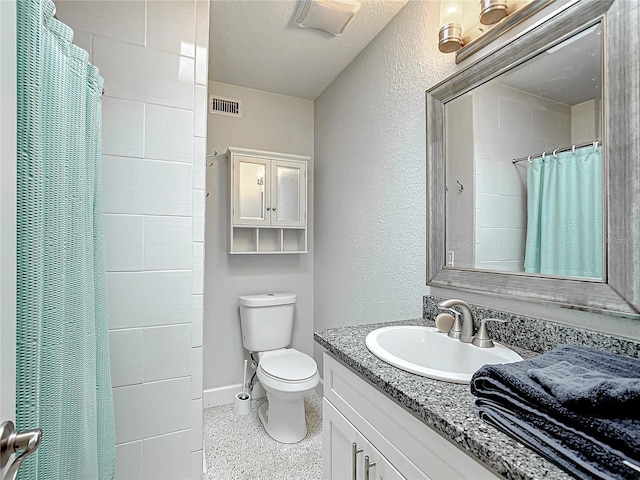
{"left": 208, "top": 0, "right": 408, "bottom": 99}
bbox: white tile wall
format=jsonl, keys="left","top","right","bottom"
{"left": 191, "top": 347, "right": 203, "bottom": 400}
{"left": 144, "top": 105, "right": 194, "bottom": 163}
{"left": 56, "top": 1, "right": 208, "bottom": 477}
{"left": 192, "top": 190, "right": 206, "bottom": 243}
{"left": 143, "top": 325, "right": 192, "bottom": 382}
{"left": 191, "top": 451, "right": 204, "bottom": 480}
{"left": 104, "top": 215, "right": 144, "bottom": 272}
{"left": 115, "top": 441, "right": 143, "bottom": 480}
{"left": 56, "top": 1, "right": 146, "bottom": 47}
{"left": 106, "top": 271, "right": 192, "bottom": 329}
{"left": 143, "top": 216, "right": 193, "bottom": 270}
{"left": 146, "top": 1, "right": 196, "bottom": 57}
{"left": 109, "top": 329, "right": 143, "bottom": 388}
{"left": 102, "top": 156, "right": 193, "bottom": 216}
{"left": 194, "top": 85, "right": 208, "bottom": 138}
{"left": 191, "top": 295, "right": 203, "bottom": 348}
{"left": 143, "top": 430, "right": 192, "bottom": 480}
{"left": 191, "top": 399, "right": 203, "bottom": 452}
{"left": 113, "top": 378, "right": 191, "bottom": 444}
{"left": 193, "top": 138, "right": 207, "bottom": 190}
{"left": 93, "top": 36, "right": 195, "bottom": 110}
{"left": 102, "top": 98, "right": 145, "bottom": 159}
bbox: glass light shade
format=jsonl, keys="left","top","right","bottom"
{"left": 439, "top": 0, "right": 464, "bottom": 53}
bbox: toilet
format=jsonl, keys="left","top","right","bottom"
{"left": 238, "top": 292, "right": 319, "bottom": 444}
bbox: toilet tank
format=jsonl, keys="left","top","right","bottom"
{"left": 238, "top": 293, "right": 296, "bottom": 352}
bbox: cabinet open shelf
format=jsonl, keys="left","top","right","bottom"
{"left": 229, "top": 227, "right": 307, "bottom": 254}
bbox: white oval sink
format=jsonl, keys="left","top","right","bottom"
{"left": 365, "top": 326, "right": 523, "bottom": 384}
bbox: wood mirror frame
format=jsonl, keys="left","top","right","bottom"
{"left": 426, "top": 0, "right": 639, "bottom": 319}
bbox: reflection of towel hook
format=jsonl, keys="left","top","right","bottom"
{"left": 456, "top": 180, "right": 464, "bottom": 193}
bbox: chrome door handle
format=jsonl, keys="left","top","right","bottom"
{"left": 0, "top": 421, "right": 42, "bottom": 480}
{"left": 351, "top": 442, "right": 363, "bottom": 480}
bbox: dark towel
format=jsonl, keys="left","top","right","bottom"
{"left": 470, "top": 344, "right": 640, "bottom": 480}
{"left": 475, "top": 398, "right": 640, "bottom": 480}
{"left": 528, "top": 360, "right": 640, "bottom": 416}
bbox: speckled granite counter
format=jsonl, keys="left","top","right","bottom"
{"left": 314, "top": 318, "right": 574, "bottom": 480}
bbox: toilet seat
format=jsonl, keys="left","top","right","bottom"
{"left": 259, "top": 349, "right": 317, "bottom": 383}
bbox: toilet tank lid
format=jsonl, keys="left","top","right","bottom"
{"left": 238, "top": 293, "right": 296, "bottom": 307}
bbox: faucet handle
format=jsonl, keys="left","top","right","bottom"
{"left": 442, "top": 308, "right": 462, "bottom": 339}
{"left": 471, "top": 318, "right": 506, "bottom": 348}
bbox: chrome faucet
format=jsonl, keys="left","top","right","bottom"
{"left": 437, "top": 299, "right": 475, "bottom": 343}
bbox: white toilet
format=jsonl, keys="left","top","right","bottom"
{"left": 238, "top": 292, "right": 319, "bottom": 444}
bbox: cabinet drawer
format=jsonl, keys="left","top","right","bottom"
{"left": 324, "top": 353, "right": 500, "bottom": 480}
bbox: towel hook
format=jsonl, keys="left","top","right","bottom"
{"left": 593, "top": 140, "right": 599, "bottom": 151}
{"left": 542, "top": 151, "right": 546, "bottom": 161}
{"left": 456, "top": 180, "right": 464, "bottom": 193}
{"left": 572, "top": 144, "right": 576, "bottom": 154}
{"left": 527, "top": 155, "right": 533, "bottom": 164}
{"left": 553, "top": 148, "right": 559, "bottom": 157}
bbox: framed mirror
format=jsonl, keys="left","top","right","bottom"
{"left": 426, "top": 0, "right": 640, "bottom": 318}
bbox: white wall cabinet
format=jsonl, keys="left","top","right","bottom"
{"left": 323, "top": 353, "right": 501, "bottom": 480}
{"left": 228, "top": 147, "right": 308, "bottom": 254}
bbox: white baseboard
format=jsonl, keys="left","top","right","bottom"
{"left": 203, "top": 382, "right": 266, "bottom": 408}
{"left": 204, "top": 377, "right": 323, "bottom": 409}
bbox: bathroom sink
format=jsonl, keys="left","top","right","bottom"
{"left": 365, "top": 326, "right": 523, "bottom": 384}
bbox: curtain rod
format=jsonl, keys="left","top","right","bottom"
{"left": 512, "top": 140, "right": 601, "bottom": 164}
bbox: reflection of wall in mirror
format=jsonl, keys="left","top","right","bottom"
{"left": 445, "top": 94, "right": 474, "bottom": 268}
{"left": 473, "top": 82, "right": 571, "bottom": 272}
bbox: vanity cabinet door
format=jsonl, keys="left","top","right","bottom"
{"left": 323, "top": 399, "right": 368, "bottom": 480}
{"left": 323, "top": 399, "right": 405, "bottom": 480}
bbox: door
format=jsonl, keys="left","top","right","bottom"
{"left": 323, "top": 399, "right": 368, "bottom": 480}
{"left": 0, "top": 0, "right": 18, "bottom": 477}
{"left": 233, "top": 155, "right": 271, "bottom": 226}
{"left": 271, "top": 160, "right": 306, "bottom": 227}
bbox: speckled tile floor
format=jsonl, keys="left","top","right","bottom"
{"left": 203, "top": 393, "right": 322, "bottom": 480}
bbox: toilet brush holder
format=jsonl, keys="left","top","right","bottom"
{"left": 233, "top": 392, "right": 251, "bottom": 416}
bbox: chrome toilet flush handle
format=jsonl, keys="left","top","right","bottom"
{"left": 471, "top": 318, "right": 507, "bottom": 348}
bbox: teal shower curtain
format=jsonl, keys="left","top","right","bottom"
{"left": 523, "top": 146, "right": 603, "bottom": 279}
{"left": 16, "top": 0, "right": 115, "bottom": 478}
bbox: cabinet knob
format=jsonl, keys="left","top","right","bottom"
{"left": 352, "top": 442, "right": 363, "bottom": 480}
{"left": 266, "top": 207, "right": 271, "bottom": 211}
{"left": 365, "top": 455, "right": 376, "bottom": 480}
{"left": 272, "top": 207, "right": 277, "bottom": 211}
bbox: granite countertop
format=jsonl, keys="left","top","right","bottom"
{"left": 314, "top": 318, "right": 574, "bottom": 480}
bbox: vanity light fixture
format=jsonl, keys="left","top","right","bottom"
{"left": 479, "top": 0, "right": 508, "bottom": 25}
{"left": 438, "top": 0, "right": 464, "bottom": 53}
{"left": 295, "top": 0, "right": 361, "bottom": 36}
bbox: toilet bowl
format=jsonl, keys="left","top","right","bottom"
{"left": 238, "top": 292, "right": 319, "bottom": 444}
{"left": 256, "top": 349, "right": 319, "bottom": 443}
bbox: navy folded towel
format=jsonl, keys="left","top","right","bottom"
{"left": 528, "top": 360, "right": 640, "bottom": 416}
{"left": 470, "top": 344, "right": 640, "bottom": 480}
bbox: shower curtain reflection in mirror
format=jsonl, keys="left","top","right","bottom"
{"left": 523, "top": 145, "right": 603, "bottom": 278}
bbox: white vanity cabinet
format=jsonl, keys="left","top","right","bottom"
{"left": 323, "top": 353, "right": 501, "bottom": 480}
{"left": 228, "top": 147, "right": 308, "bottom": 254}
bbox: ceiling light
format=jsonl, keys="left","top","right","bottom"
{"left": 295, "top": 0, "right": 361, "bottom": 36}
